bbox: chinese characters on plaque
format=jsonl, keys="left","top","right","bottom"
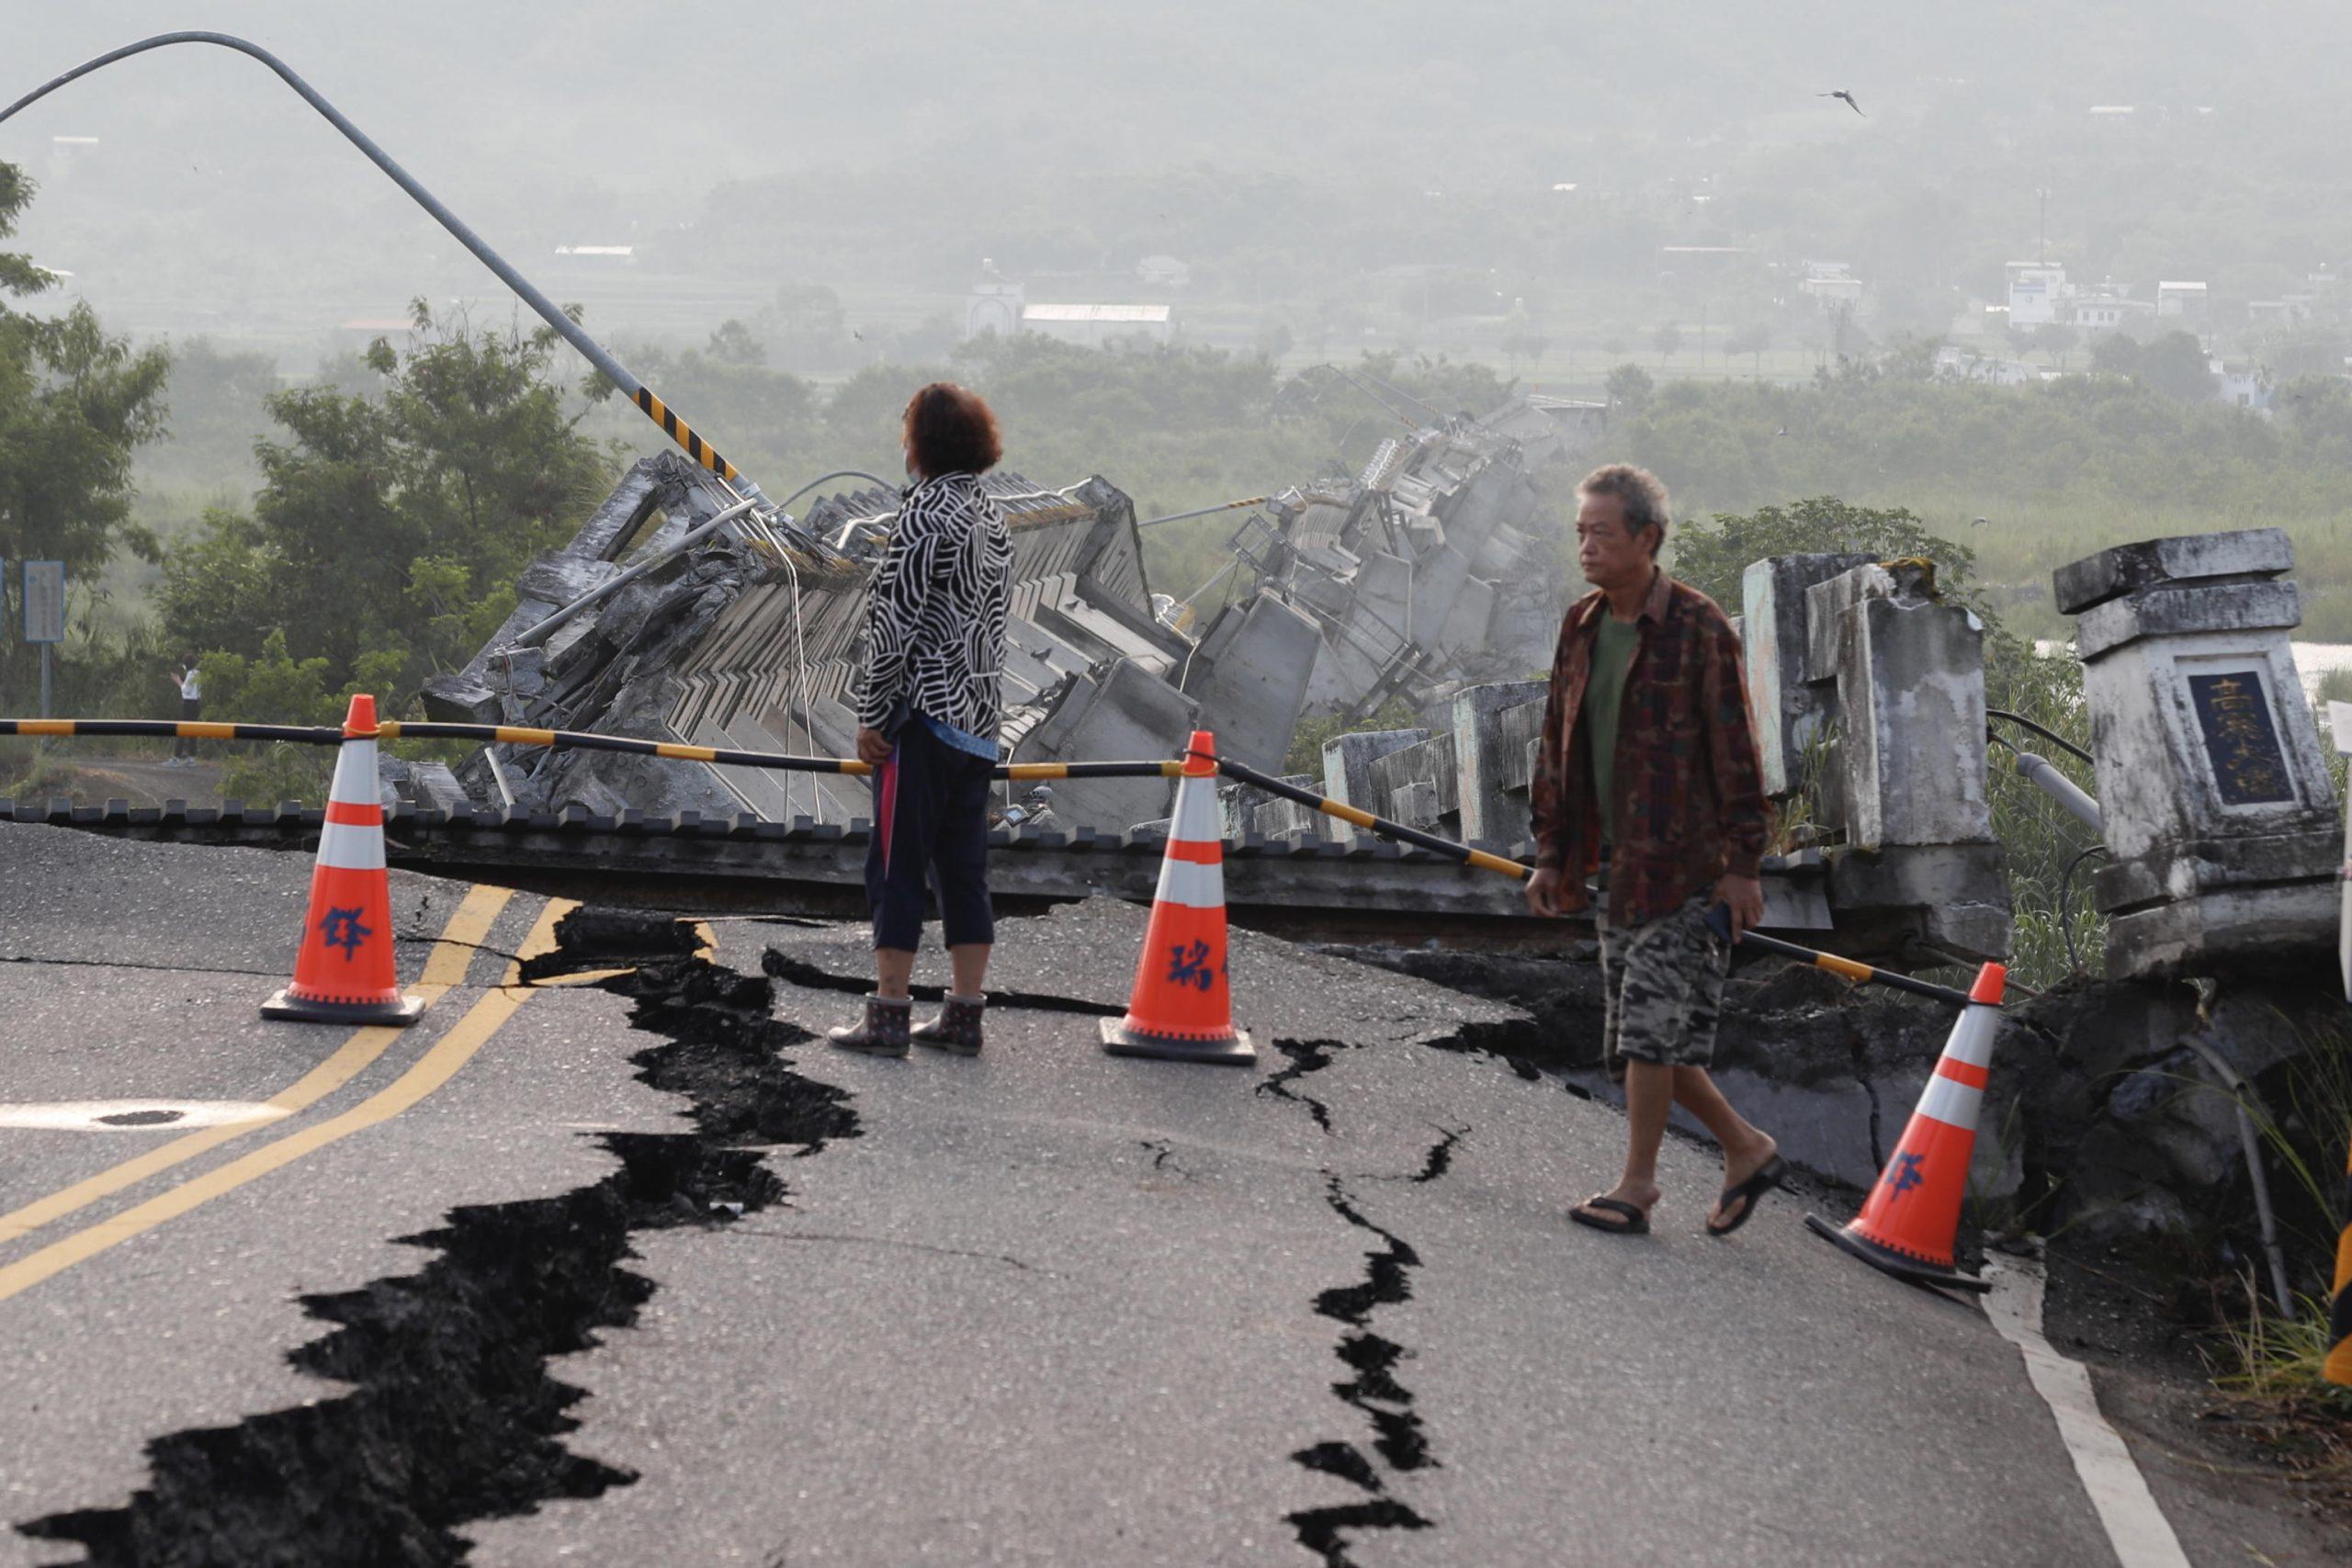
{"left": 2185, "top": 671, "right": 2294, "bottom": 807}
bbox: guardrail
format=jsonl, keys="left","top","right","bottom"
{"left": 1, "top": 714, "right": 1976, "bottom": 1009}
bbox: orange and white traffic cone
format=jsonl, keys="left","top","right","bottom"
{"left": 1805, "top": 962, "right": 2006, "bottom": 1292}
{"left": 1100, "top": 729, "right": 1254, "bottom": 1066}
{"left": 261, "top": 694, "right": 422, "bottom": 1026}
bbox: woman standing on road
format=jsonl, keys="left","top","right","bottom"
{"left": 829, "top": 383, "right": 1015, "bottom": 1059}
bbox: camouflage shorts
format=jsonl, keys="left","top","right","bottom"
{"left": 1594, "top": 892, "right": 1730, "bottom": 1081}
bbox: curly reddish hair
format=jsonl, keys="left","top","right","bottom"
{"left": 901, "top": 382, "right": 1002, "bottom": 479}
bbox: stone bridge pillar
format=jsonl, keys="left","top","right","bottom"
{"left": 2054, "top": 529, "right": 2341, "bottom": 979}
{"left": 1452, "top": 680, "right": 1548, "bottom": 851}
{"left": 1800, "top": 559, "right": 2012, "bottom": 964}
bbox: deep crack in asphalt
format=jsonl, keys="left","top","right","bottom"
{"left": 1408, "top": 1125, "right": 1466, "bottom": 1184}
{"left": 1261, "top": 1028, "right": 1449, "bottom": 1567}
{"left": 1286, "top": 1169, "right": 1442, "bottom": 1563}
{"left": 1258, "top": 1037, "right": 1350, "bottom": 1133}
{"left": 18, "top": 908, "right": 854, "bottom": 1567}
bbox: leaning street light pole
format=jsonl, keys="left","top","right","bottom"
{"left": 0, "top": 31, "right": 762, "bottom": 502}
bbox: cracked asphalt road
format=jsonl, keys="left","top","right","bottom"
{"left": 0, "top": 822, "right": 2316, "bottom": 1565}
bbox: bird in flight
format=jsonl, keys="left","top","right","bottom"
{"left": 1819, "top": 90, "right": 1864, "bottom": 116}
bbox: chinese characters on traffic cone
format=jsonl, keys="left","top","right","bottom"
{"left": 261, "top": 694, "right": 422, "bottom": 1026}
{"left": 1100, "top": 730, "right": 1254, "bottom": 1066}
{"left": 1805, "top": 963, "right": 2006, "bottom": 1292}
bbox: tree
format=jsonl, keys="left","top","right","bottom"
{"left": 1604, "top": 363, "right": 1655, "bottom": 414}
{"left": 1253, "top": 317, "right": 1295, "bottom": 362}
{"left": 158, "top": 299, "right": 618, "bottom": 703}
{"left": 2029, "top": 322, "right": 2078, "bottom": 369}
{"left": 2257, "top": 325, "right": 2348, "bottom": 381}
{"left": 2088, "top": 333, "right": 2143, "bottom": 378}
{"left": 770, "top": 280, "right": 849, "bottom": 372}
{"left": 1653, "top": 321, "right": 1684, "bottom": 361}
{"left": 0, "top": 160, "right": 172, "bottom": 659}
{"left": 705, "top": 318, "right": 766, "bottom": 368}
{"left": 2132, "top": 331, "right": 2215, "bottom": 403}
{"left": 1724, "top": 323, "right": 1771, "bottom": 376}
{"left": 1498, "top": 300, "right": 1548, "bottom": 373}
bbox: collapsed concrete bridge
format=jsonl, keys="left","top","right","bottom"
{"left": 413, "top": 394, "right": 1587, "bottom": 845}
{"left": 387, "top": 382, "right": 2344, "bottom": 987}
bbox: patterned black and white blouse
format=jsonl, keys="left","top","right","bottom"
{"left": 855, "top": 471, "right": 1014, "bottom": 740}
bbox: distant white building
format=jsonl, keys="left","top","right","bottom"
{"left": 1799, "top": 260, "right": 1864, "bottom": 307}
{"left": 2007, "top": 262, "right": 2068, "bottom": 326}
{"left": 965, "top": 259, "right": 1024, "bottom": 339}
{"left": 1020, "top": 303, "right": 1177, "bottom": 347}
{"left": 2213, "top": 357, "right": 2272, "bottom": 410}
{"left": 2155, "top": 281, "right": 2209, "bottom": 321}
{"left": 1936, "top": 345, "right": 2041, "bottom": 385}
{"left": 2246, "top": 299, "right": 2312, "bottom": 329}
{"left": 2065, "top": 295, "right": 2155, "bottom": 333}
{"left": 1135, "top": 254, "right": 1191, "bottom": 289}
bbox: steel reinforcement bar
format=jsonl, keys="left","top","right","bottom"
{"left": 6, "top": 716, "right": 1973, "bottom": 1007}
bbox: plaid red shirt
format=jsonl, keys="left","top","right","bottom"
{"left": 1530, "top": 568, "right": 1771, "bottom": 927}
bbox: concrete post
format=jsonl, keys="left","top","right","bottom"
{"left": 1804, "top": 560, "right": 2012, "bottom": 963}
{"left": 1743, "top": 553, "right": 1874, "bottom": 797}
{"left": 1453, "top": 680, "right": 1549, "bottom": 850}
{"left": 1321, "top": 728, "right": 1429, "bottom": 843}
{"left": 2054, "top": 528, "right": 2340, "bottom": 978}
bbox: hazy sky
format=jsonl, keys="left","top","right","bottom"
{"left": 9, "top": 2, "right": 2350, "bottom": 346}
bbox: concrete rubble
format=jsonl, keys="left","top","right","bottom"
{"left": 416, "top": 393, "right": 1587, "bottom": 842}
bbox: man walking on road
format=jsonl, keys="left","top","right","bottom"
{"left": 1526, "top": 465, "right": 1787, "bottom": 1237}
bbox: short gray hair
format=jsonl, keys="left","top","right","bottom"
{"left": 1577, "top": 463, "right": 1670, "bottom": 554}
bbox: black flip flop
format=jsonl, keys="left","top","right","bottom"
{"left": 1706, "top": 1156, "right": 1789, "bottom": 1237}
{"left": 1568, "top": 1196, "right": 1651, "bottom": 1235}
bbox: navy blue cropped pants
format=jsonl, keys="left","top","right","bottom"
{"left": 866, "top": 721, "right": 996, "bottom": 952}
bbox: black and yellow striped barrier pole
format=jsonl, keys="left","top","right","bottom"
{"left": 1, "top": 718, "right": 345, "bottom": 746}
{"left": 0, "top": 32, "right": 748, "bottom": 491}
{"left": 1216, "top": 755, "right": 1978, "bottom": 1010}
{"left": 2331, "top": 1146, "right": 2352, "bottom": 1387}
{"left": 1215, "top": 755, "right": 1532, "bottom": 880}
{"left": 0, "top": 717, "right": 1182, "bottom": 784}
{"left": 6, "top": 715, "right": 1971, "bottom": 1007}
{"left": 378, "top": 721, "right": 1184, "bottom": 782}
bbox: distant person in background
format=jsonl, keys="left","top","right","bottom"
{"left": 1525, "top": 464, "right": 1786, "bottom": 1238}
{"left": 169, "top": 653, "right": 202, "bottom": 765}
{"left": 828, "top": 383, "right": 1014, "bottom": 1058}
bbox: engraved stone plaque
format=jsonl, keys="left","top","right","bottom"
{"left": 2185, "top": 671, "right": 2294, "bottom": 807}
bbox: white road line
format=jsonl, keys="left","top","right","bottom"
{"left": 0, "top": 1100, "right": 289, "bottom": 1132}
{"left": 1983, "top": 1258, "right": 2193, "bottom": 1568}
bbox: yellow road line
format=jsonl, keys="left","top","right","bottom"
{"left": 0, "top": 885, "right": 514, "bottom": 1247}
{"left": 0, "top": 898, "right": 572, "bottom": 1305}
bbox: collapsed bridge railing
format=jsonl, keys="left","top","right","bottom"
{"left": 2, "top": 713, "right": 1974, "bottom": 1009}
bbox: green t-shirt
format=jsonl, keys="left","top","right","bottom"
{"left": 1583, "top": 613, "right": 1642, "bottom": 847}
